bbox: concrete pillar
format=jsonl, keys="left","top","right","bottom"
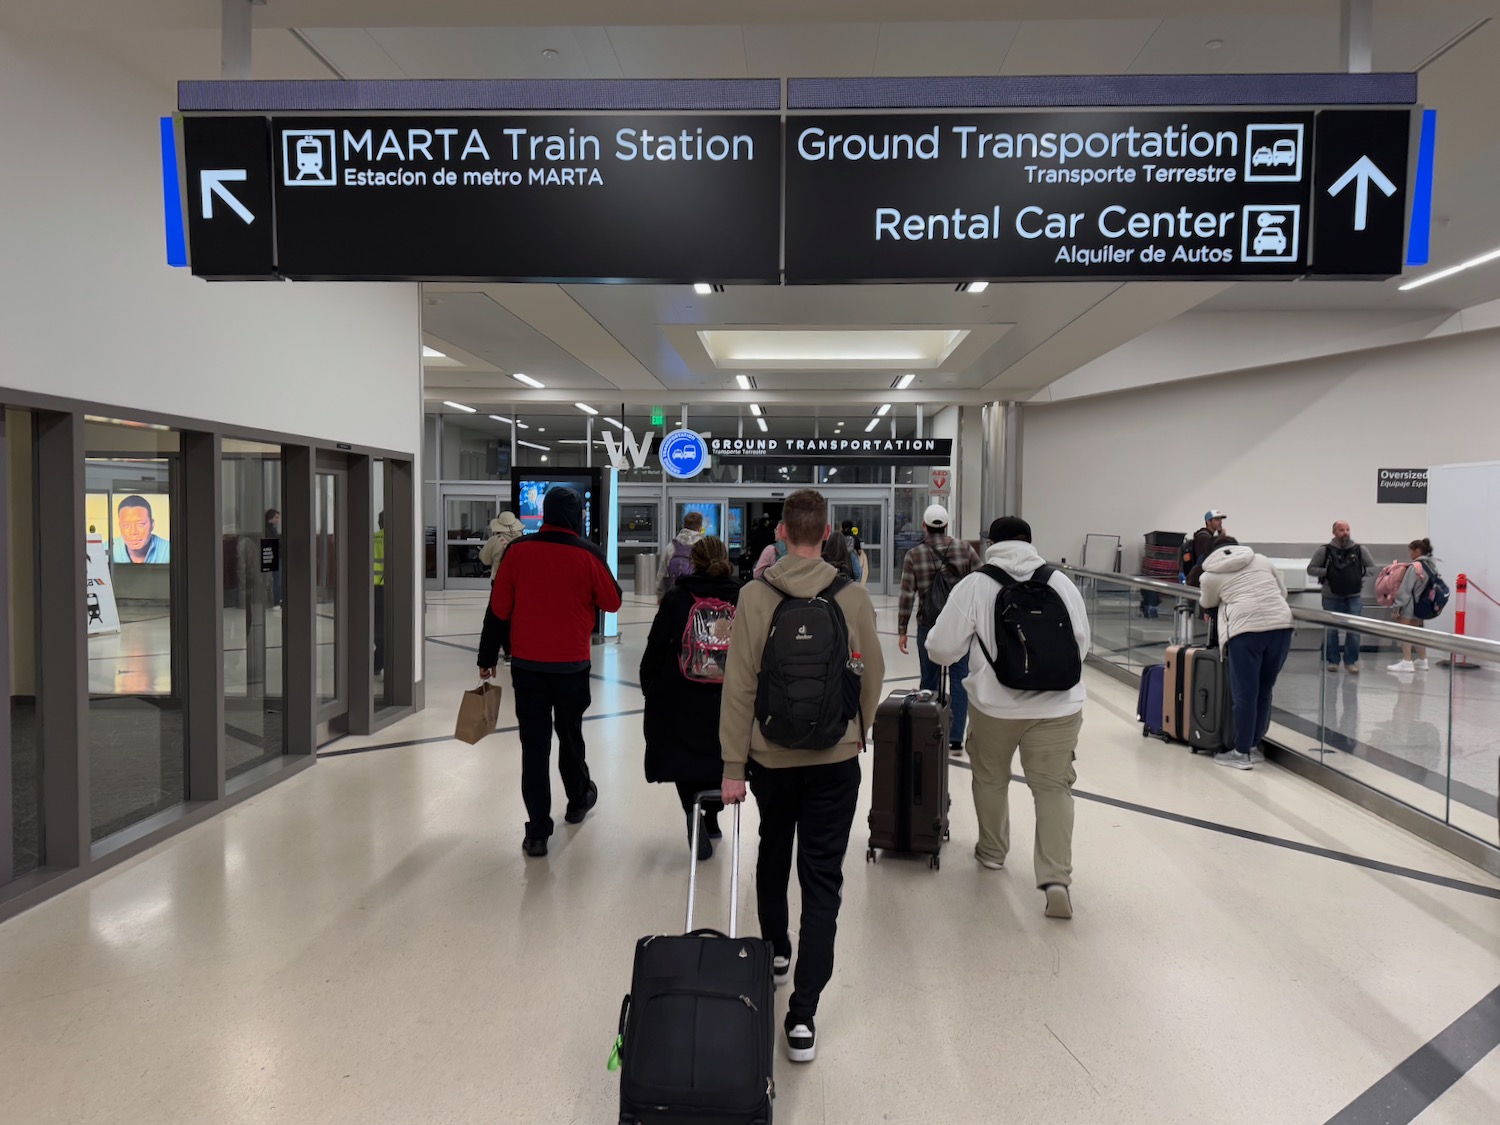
{"left": 1340, "top": 0, "right": 1373, "bottom": 74}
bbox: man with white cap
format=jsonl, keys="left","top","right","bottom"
{"left": 1185, "top": 509, "right": 1230, "bottom": 587}
{"left": 898, "top": 503, "right": 982, "bottom": 754}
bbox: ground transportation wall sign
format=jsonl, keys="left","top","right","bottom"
{"left": 186, "top": 114, "right": 782, "bottom": 282}
{"left": 709, "top": 437, "right": 953, "bottom": 466}
{"left": 783, "top": 110, "right": 1411, "bottom": 281}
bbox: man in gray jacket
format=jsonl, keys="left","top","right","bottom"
{"left": 1307, "top": 521, "right": 1375, "bottom": 675}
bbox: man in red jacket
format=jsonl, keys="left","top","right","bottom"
{"left": 479, "top": 487, "right": 623, "bottom": 857}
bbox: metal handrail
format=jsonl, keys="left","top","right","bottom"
{"left": 1058, "top": 564, "right": 1500, "bottom": 665}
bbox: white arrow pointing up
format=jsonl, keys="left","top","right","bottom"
{"left": 1327, "top": 155, "right": 1397, "bottom": 232}
{"left": 201, "top": 169, "right": 254, "bottom": 224}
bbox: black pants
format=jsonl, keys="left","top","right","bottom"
{"left": 674, "top": 779, "right": 722, "bottom": 833}
{"left": 748, "top": 756, "right": 862, "bottom": 1024}
{"left": 511, "top": 668, "right": 593, "bottom": 838}
{"left": 373, "top": 584, "right": 385, "bottom": 675}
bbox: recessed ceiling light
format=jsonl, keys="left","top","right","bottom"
{"left": 875, "top": 403, "right": 892, "bottom": 417}
{"left": 541, "top": 48, "right": 559, "bottom": 59}
{"left": 865, "top": 418, "right": 882, "bottom": 433}
{"left": 694, "top": 282, "right": 713, "bottom": 295}
{"left": 512, "top": 373, "right": 544, "bottom": 389}
{"left": 749, "top": 403, "right": 763, "bottom": 416}
{"left": 540, "top": 455, "right": 548, "bottom": 462}
{"left": 422, "top": 345, "right": 447, "bottom": 359}
{"left": 517, "top": 440, "right": 550, "bottom": 451}
{"left": 1206, "top": 39, "right": 1224, "bottom": 50}
{"left": 827, "top": 467, "right": 838, "bottom": 477}
{"left": 575, "top": 403, "right": 599, "bottom": 415}
{"left": 894, "top": 374, "right": 916, "bottom": 390}
{"left": 537, "top": 428, "right": 546, "bottom": 433}
{"left": 442, "top": 400, "right": 476, "bottom": 413}
{"left": 735, "top": 374, "right": 753, "bottom": 390}
{"left": 756, "top": 417, "right": 768, "bottom": 433}
{"left": 602, "top": 416, "right": 624, "bottom": 429}
{"left": 964, "top": 281, "right": 989, "bottom": 294}
{"left": 1399, "top": 244, "right": 1500, "bottom": 290}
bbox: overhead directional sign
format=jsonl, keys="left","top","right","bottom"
{"left": 182, "top": 116, "right": 275, "bottom": 280}
{"left": 1310, "top": 110, "right": 1411, "bottom": 278}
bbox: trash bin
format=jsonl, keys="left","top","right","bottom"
{"left": 635, "top": 553, "right": 658, "bottom": 598}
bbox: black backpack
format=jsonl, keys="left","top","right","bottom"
{"left": 1325, "top": 545, "right": 1364, "bottom": 597}
{"left": 975, "top": 565, "right": 1083, "bottom": 692}
{"left": 756, "top": 577, "right": 862, "bottom": 750}
{"left": 921, "top": 545, "right": 961, "bottom": 627}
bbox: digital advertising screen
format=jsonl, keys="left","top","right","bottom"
{"left": 726, "top": 505, "right": 745, "bottom": 552}
{"left": 107, "top": 492, "right": 172, "bottom": 565}
{"left": 679, "top": 502, "right": 723, "bottom": 541}
{"left": 513, "top": 470, "right": 604, "bottom": 545}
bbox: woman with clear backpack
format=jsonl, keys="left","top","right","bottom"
{"left": 640, "top": 536, "right": 741, "bottom": 860}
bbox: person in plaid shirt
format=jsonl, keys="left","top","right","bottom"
{"left": 898, "top": 505, "right": 982, "bottom": 755}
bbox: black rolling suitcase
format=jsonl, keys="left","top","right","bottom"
{"left": 617, "top": 793, "right": 775, "bottom": 1125}
{"left": 867, "top": 684, "right": 952, "bottom": 870}
{"left": 1187, "top": 646, "right": 1235, "bottom": 754}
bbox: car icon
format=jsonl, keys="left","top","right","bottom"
{"left": 1252, "top": 138, "right": 1299, "bottom": 168}
{"left": 295, "top": 136, "right": 324, "bottom": 178}
{"left": 1253, "top": 227, "right": 1289, "bottom": 255}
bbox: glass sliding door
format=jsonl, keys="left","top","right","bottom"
{"left": 314, "top": 463, "right": 348, "bottom": 740}
{"left": 829, "top": 498, "right": 888, "bottom": 594}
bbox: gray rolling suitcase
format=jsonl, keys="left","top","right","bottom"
{"left": 1187, "top": 647, "right": 1235, "bottom": 754}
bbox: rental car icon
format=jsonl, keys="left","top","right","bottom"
{"left": 1252, "top": 138, "right": 1299, "bottom": 169}
{"left": 1253, "top": 226, "right": 1289, "bottom": 255}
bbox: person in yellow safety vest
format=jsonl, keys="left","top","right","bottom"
{"left": 374, "top": 511, "right": 386, "bottom": 678}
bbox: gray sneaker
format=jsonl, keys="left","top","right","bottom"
{"left": 1248, "top": 745, "right": 1265, "bottom": 764}
{"left": 1214, "top": 749, "right": 1254, "bottom": 771}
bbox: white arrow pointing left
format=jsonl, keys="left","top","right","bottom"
{"left": 201, "top": 170, "right": 254, "bottom": 224}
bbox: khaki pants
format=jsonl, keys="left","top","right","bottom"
{"left": 967, "top": 709, "right": 1083, "bottom": 888}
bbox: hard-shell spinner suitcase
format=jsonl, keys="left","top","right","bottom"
{"left": 617, "top": 794, "right": 775, "bottom": 1125}
{"left": 867, "top": 684, "right": 952, "bottom": 870}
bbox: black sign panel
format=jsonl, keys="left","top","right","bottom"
{"left": 1377, "top": 468, "right": 1428, "bottom": 505}
{"left": 268, "top": 115, "right": 781, "bottom": 282}
{"left": 183, "top": 116, "right": 276, "bottom": 280}
{"left": 785, "top": 112, "right": 1319, "bottom": 282}
{"left": 709, "top": 437, "right": 953, "bottom": 465}
{"left": 260, "top": 538, "right": 281, "bottom": 573}
{"left": 1311, "top": 110, "right": 1411, "bottom": 278}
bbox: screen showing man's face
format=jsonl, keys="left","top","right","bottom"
{"left": 119, "top": 504, "right": 153, "bottom": 554}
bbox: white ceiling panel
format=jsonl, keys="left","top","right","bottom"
{"left": 422, "top": 292, "right": 617, "bottom": 391}
{"left": 571, "top": 26, "right": 626, "bottom": 77}
{"left": 743, "top": 23, "right": 881, "bottom": 77}
{"left": 362, "top": 26, "right": 598, "bottom": 79}
{"left": 298, "top": 27, "right": 409, "bottom": 78}
{"left": 92, "top": 28, "right": 328, "bottom": 84}
{"left": 1130, "top": 16, "right": 1341, "bottom": 75}
{"left": 604, "top": 25, "right": 748, "bottom": 79}
{"left": 872, "top": 21, "right": 1019, "bottom": 76}
{"left": 1000, "top": 19, "right": 1161, "bottom": 75}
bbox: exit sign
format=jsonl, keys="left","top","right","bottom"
{"left": 651, "top": 408, "right": 665, "bottom": 427}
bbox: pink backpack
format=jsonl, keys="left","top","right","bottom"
{"left": 679, "top": 596, "right": 736, "bottom": 683}
{"left": 1375, "top": 561, "right": 1408, "bottom": 607}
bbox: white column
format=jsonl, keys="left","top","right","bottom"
{"left": 1340, "top": 0, "right": 1374, "bottom": 74}
{"left": 221, "top": 0, "right": 254, "bottom": 79}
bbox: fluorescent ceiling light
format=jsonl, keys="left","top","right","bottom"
{"left": 422, "top": 345, "right": 447, "bottom": 359}
{"left": 442, "top": 400, "right": 476, "bottom": 413}
{"left": 749, "top": 403, "right": 763, "bottom": 416}
{"left": 735, "top": 374, "right": 753, "bottom": 390}
{"left": 490, "top": 415, "right": 530, "bottom": 429}
{"left": 894, "top": 373, "right": 916, "bottom": 390}
{"left": 756, "top": 417, "right": 768, "bottom": 433}
{"left": 827, "top": 468, "right": 838, "bottom": 476}
{"left": 693, "top": 282, "right": 714, "bottom": 295}
{"left": 865, "top": 418, "right": 882, "bottom": 433}
{"left": 697, "top": 328, "right": 970, "bottom": 370}
{"left": 575, "top": 403, "right": 599, "bottom": 415}
{"left": 875, "top": 403, "right": 892, "bottom": 417}
{"left": 602, "top": 417, "right": 624, "bottom": 429}
{"left": 512, "top": 373, "right": 545, "bottom": 389}
{"left": 965, "top": 281, "right": 990, "bottom": 294}
{"left": 517, "top": 440, "right": 551, "bottom": 452}
{"left": 1399, "top": 245, "right": 1500, "bottom": 291}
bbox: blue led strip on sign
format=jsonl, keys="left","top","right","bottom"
{"left": 178, "top": 78, "right": 783, "bottom": 113}
{"left": 159, "top": 117, "right": 188, "bottom": 267}
{"left": 787, "top": 73, "right": 1419, "bottom": 110}
{"left": 1407, "top": 109, "right": 1437, "bottom": 268}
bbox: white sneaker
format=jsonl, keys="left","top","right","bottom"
{"left": 1043, "top": 885, "right": 1073, "bottom": 919}
{"left": 1414, "top": 659, "right": 1430, "bottom": 671}
{"left": 974, "top": 848, "right": 1004, "bottom": 871}
{"left": 785, "top": 1021, "right": 816, "bottom": 1064}
{"left": 1387, "top": 660, "right": 1415, "bottom": 673}
{"left": 772, "top": 955, "right": 791, "bottom": 988}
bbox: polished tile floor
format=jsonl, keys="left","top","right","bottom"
{"left": 3, "top": 593, "right": 1498, "bottom": 1124}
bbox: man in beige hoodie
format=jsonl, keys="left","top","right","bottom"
{"left": 720, "top": 489, "right": 884, "bottom": 1067}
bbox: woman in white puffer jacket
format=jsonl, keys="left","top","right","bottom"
{"left": 1198, "top": 544, "right": 1295, "bottom": 771}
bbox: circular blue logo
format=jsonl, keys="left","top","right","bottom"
{"left": 659, "top": 429, "right": 709, "bottom": 479}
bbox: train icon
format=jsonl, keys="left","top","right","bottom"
{"left": 281, "top": 130, "right": 337, "bottom": 186}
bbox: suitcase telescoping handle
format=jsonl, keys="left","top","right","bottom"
{"left": 686, "top": 790, "right": 742, "bottom": 938}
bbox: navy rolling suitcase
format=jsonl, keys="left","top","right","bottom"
{"left": 617, "top": 793, "right": 775, "bottom": 1125}
{"left": 1138, "top": 664, "right": 1168, "bottom": 739}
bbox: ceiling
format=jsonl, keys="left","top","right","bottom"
{"left": 13, "top": 1, "right": 1500, "bottom": 409}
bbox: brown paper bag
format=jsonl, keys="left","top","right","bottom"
{"left": 455, "top": 682, "right": 503, "bottom": 744}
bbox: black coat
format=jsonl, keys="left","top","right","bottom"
{"left": 640, "top": 572, "right": 742, "bottom": 784}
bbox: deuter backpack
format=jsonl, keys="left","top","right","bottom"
{"left": 921, "top": 546, "right": 961, "bottom": 627}
{"left": 755, "top": 577, "right": 862, "bottom": 750}
{"left": 1325, "top": 545, "right": 1364, "bottom": 597}
{"left": 679, "top": 595, "right": 736, "bottom": 683}
{"left": 975, "top": 564, "right": 1083, "bottom": 692}
{"left": 1410, "top": 561, "right": 1451, "bottom": 620}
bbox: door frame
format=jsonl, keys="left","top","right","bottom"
{"left": 314, "top": 455, "right": 349, "bottom": 742}
{"left": 438, "top": 485, "right": 507, "bottom": 591}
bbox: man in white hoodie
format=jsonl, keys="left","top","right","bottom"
{"left": 925, "top": 517, "right": 1091, "bottom": 920}
{"left": 1197, "top": 543, "right": 1295, "bottom": 771}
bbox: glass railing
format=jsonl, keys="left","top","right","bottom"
{"left": 1065, "top": 566, "right": 1500, "bottom": 856}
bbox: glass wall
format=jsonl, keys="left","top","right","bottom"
{"left": 223, "top": 440, "right": 285, "bottom": 780}
{"left": 85, "top": 418, "right": 184, "bottom": 841}
{"left": 7, "top": 408, "right": 40, "bottom": 877}
{"left": 315, "top": 469, "right": 341, "bottom": 707}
